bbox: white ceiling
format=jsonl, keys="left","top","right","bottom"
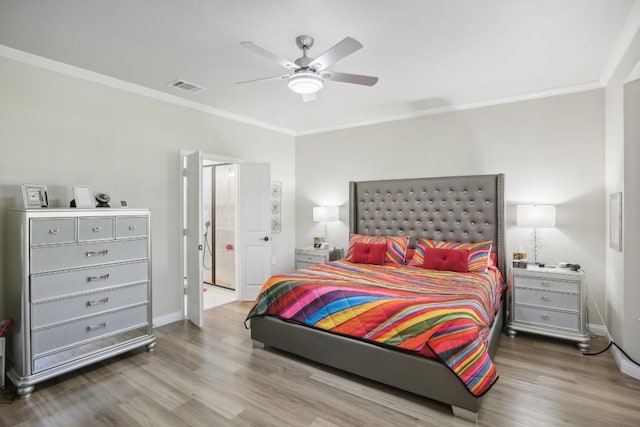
{"left": 0, "top": 0, "right": 637, "bottom": 135}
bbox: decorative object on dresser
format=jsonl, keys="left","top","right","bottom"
{"left": 4, "top": 208, "right": 155, "bottom": 398}
{"left": 295, "top": 247, "right": 344, "bottom": 269}
{"left": 72, "top": 185, "right": 95, "bottom": 208}
{"left": 507, "top": 265, "right": 589, "bottom": 350}
{"left": 21, "top": 184, "right": 48, "bottom": 208}
{"left": 95, "top": 192, "right": 111, "bottom": 208}
{"left": 516, "top": 204, "right": 555, "bottom": 265}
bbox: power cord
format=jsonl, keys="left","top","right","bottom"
{"left": 582, "top": 272, "right": 640, "bottom": 367}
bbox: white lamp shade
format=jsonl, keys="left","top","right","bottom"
{"left": 516, "top": 205, "right": 556, "bottom": 227}
{"left": 313, "top": 206, "right": 339, "bottom": 222}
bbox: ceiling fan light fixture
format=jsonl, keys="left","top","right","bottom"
{"left": 287, "top": 72, "right": 323, "bottom": 94}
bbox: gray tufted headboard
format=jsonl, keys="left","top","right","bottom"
{"left": 349, "top": 174, "right": 505, "bottom": 277}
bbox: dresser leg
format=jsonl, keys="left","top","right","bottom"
{"left": 16, "top": 385, "right": 34, "bottom": 399}
{"left": 506, "top": 326, "right": 517, "bottom": 337}
{"left": 146, "top": 340, "right": 157, "bottom": 353}
{"left": 578, "top": 339, "right": 591, "bottom": 352}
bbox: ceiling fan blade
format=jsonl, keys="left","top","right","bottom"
{"left": 240, "top": 41, "right": 300, "bottom": 71}
{"left": 236, "top": 74, "right": 290, "bottom": 85}
{"left": 302, "top": 93, "right": 317, "bottom": 103}
{"left": 309, "top": 37, "right": 363, "bottom": 71}
{"left": 322, "top": 71, "right": 379, "bottom": 86}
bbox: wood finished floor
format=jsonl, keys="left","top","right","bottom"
{"left": 1, "top": 301, "right": 639, "bottom": 426}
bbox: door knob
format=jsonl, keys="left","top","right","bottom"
{"left": 262, "top": 236, "right": 270, "bottom": 242}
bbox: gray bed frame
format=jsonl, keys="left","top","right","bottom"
{"left": 251, "top": 174, "right": 506, "bottom": 422}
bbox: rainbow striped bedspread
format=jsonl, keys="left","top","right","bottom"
{"left": 246, "top": 260, "right": 505, "bottom": 397}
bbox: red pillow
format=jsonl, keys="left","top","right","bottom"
{"left": 351, "top": 243, "right": 386, "bottom": 265}
{"left": 422, "top": 248, "right": 469, "bottom": 273}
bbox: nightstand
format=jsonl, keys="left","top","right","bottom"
{"left": 295, "top": 247, "right": 344, "bottom": 269}
{"left": 506, "top": 266, "right": 590, "bottom": 350}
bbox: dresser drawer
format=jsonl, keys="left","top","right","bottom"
{"left": 516, "top": 288, "right": 579, "bottom": 312}
{"left": 78, "top": 217, "right": 115, "bottom": 242}
{"left": 32, "top": 303, "right": 149, "bottom": 357}
{"left": 31, "top": 283, "right": 148, "bottom": 329}
{"left": 117, "top": 216, "right": 148, "bottom": 239}
{"left": 31, "top": 239, "right": 148, "bottom": 274}
{"left": 513, "top": 305, "right": 579, "bottom": 332}
{"left": 30, "top": 218, "right": 76, "bottom": 246}
{"left": 31, "top": 261, "right": 149, "bottom": 301}
{"left": 514, "top": 276, "right": 579, "bottom": 293}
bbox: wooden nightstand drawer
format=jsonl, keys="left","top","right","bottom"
{"left": 295, "top": 248, "right": 343, "bottom": 270}
{"left": 513, "top": 305, "right": 579, "bottom": 332}
{"left": 515, "top": 288, "right": 579, "bottom": 311}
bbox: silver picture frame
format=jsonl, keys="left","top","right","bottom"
{"left": 73, "top": 185, "right": 95, "bottom": 208}
{"left": 21, "top": 184, "right": 48, "bottom": 208}
{"left": 609, "top": 192, "right": 622, "bottom": 251}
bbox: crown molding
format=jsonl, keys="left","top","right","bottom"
{"left": 0, "top": 44, "right": 605, "bottom": 138}
{"left": 0, "top": 44, "right": 296, "bottom": 136}
{"left": 600, "top": 0, "right": 640, "bottom": 85}
{"left": 296, "top": 81, "right": 603, "bottom": 136}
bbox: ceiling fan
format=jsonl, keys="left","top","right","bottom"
{"left": 237, "top": 35, "right": 379, "bottom": 102}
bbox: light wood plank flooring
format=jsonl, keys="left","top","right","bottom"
{"left": 1, "top": 302, "right": 639, "bottom": 426}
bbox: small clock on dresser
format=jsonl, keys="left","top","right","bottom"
{"left": 507, "top": 265, "right": 590, "bottom": 350}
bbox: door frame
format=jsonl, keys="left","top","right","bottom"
{"left": 179, "top": 150, "right": 243, "bottom": 321}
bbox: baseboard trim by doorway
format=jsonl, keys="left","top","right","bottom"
{"left": 153, "top": 311, "right": 183, "bottom": 327}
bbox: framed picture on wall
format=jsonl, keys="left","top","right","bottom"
{"left": 73, "top": 185, "right": 95, "bottom": 208}
{"left": 609, "top": 192, "right": 622, "bottom": 251}
{"left": 21, "top": 184, "right": 48, "bottom": 208}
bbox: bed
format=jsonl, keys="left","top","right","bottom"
{"left": 247, "top": 174, "right": 506, "bottom": 422}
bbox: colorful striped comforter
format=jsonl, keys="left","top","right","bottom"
{"left": 246, "top": 260, "right": 505, "bottom": 397}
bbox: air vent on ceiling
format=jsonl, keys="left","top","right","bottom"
{"left": 167, "top": 79, "right": 206, "bottom": 93}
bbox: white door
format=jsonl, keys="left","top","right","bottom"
{"left": 186, "top": 151, "right": 204, "bottom": 327}
{"left": 237, "top": 163, "right": 272, "bottom": 301}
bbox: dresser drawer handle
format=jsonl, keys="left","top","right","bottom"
{"left": 49, "top": 228, "right": 60, "bottom": 235}
{"left": 129, "top": 225, "right": 137, "bottom": 230}
{"left": 540, "top": 314, "right": 550, "bottom": 320}
{"left": 92, "top": 226, "right": 102, "bottom": 232}
{"left": 541, "top": 296, "right": 551, "bottom": 302}
{"left": 86, "top": 322, "right": 108, "bottom": 331}
{"left": 541, "top": 281, "right": 550, "bottom": 287}
{"left": 87, "top": 274, "right": 110, "bottom": 282}
{"left": 86, "top": 297, "right": 109, "bottom": 307}
{"left": 86, "top": 250, "right": 109, "bottom": 257}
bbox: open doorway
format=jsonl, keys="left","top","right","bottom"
{"left": 202, "top": 162, "right": 237, "bottom": 310}
{"left": 180, "top": 150, "right": 272, "bottom": 328}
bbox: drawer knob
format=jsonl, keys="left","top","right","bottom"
{"left": 86, "top": 250, "right": 109, "bottom": 257}
{"left": 87, "top": 274, "right": 110, "bottom": 282}
{"left": 87, "top": 322, "right": 108, "bottom": 331}
{"left": 540, "top": 314, "right": 550, "bottom": 320}
{"left": 541, "top": 281, "right": 550, "bottom": 287}
{"left": 49, "top": 228, "right": 60, "bottom": 235}
{"left": 541, "top": 296, "right": 551, "bottom": 302}
{"left": 129, "top": 225, "right": 137, "bottom": 230}
{"left": 87, "top": 297, "right": 109, "bottom": 307}
{"left": 92, "top": 226, "right": 102, "bottom": 232}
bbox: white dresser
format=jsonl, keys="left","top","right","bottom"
{"left": 4, "top": 208, "right": 155, "bottom": 398}
{"left": 506, "top": 266, "right": 590, "bottom": 350}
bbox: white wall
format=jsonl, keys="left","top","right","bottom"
{"left": 605, "top": 22, "right": 640, "bottom": 367}
{"left": 296, "top": 90, "right": 606, "bottom": 329}
{"left": 0, "top": 56, "right": 296, "bottom": 322}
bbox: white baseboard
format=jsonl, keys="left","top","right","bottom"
{"left": 611, "top": 346, "right": 640, "bottom": 381}
{"left": 153, "top": 311, "right": 184, "bottom": 327}
{"left": 587, "top": 323, "right": 608, "bottom": 337}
